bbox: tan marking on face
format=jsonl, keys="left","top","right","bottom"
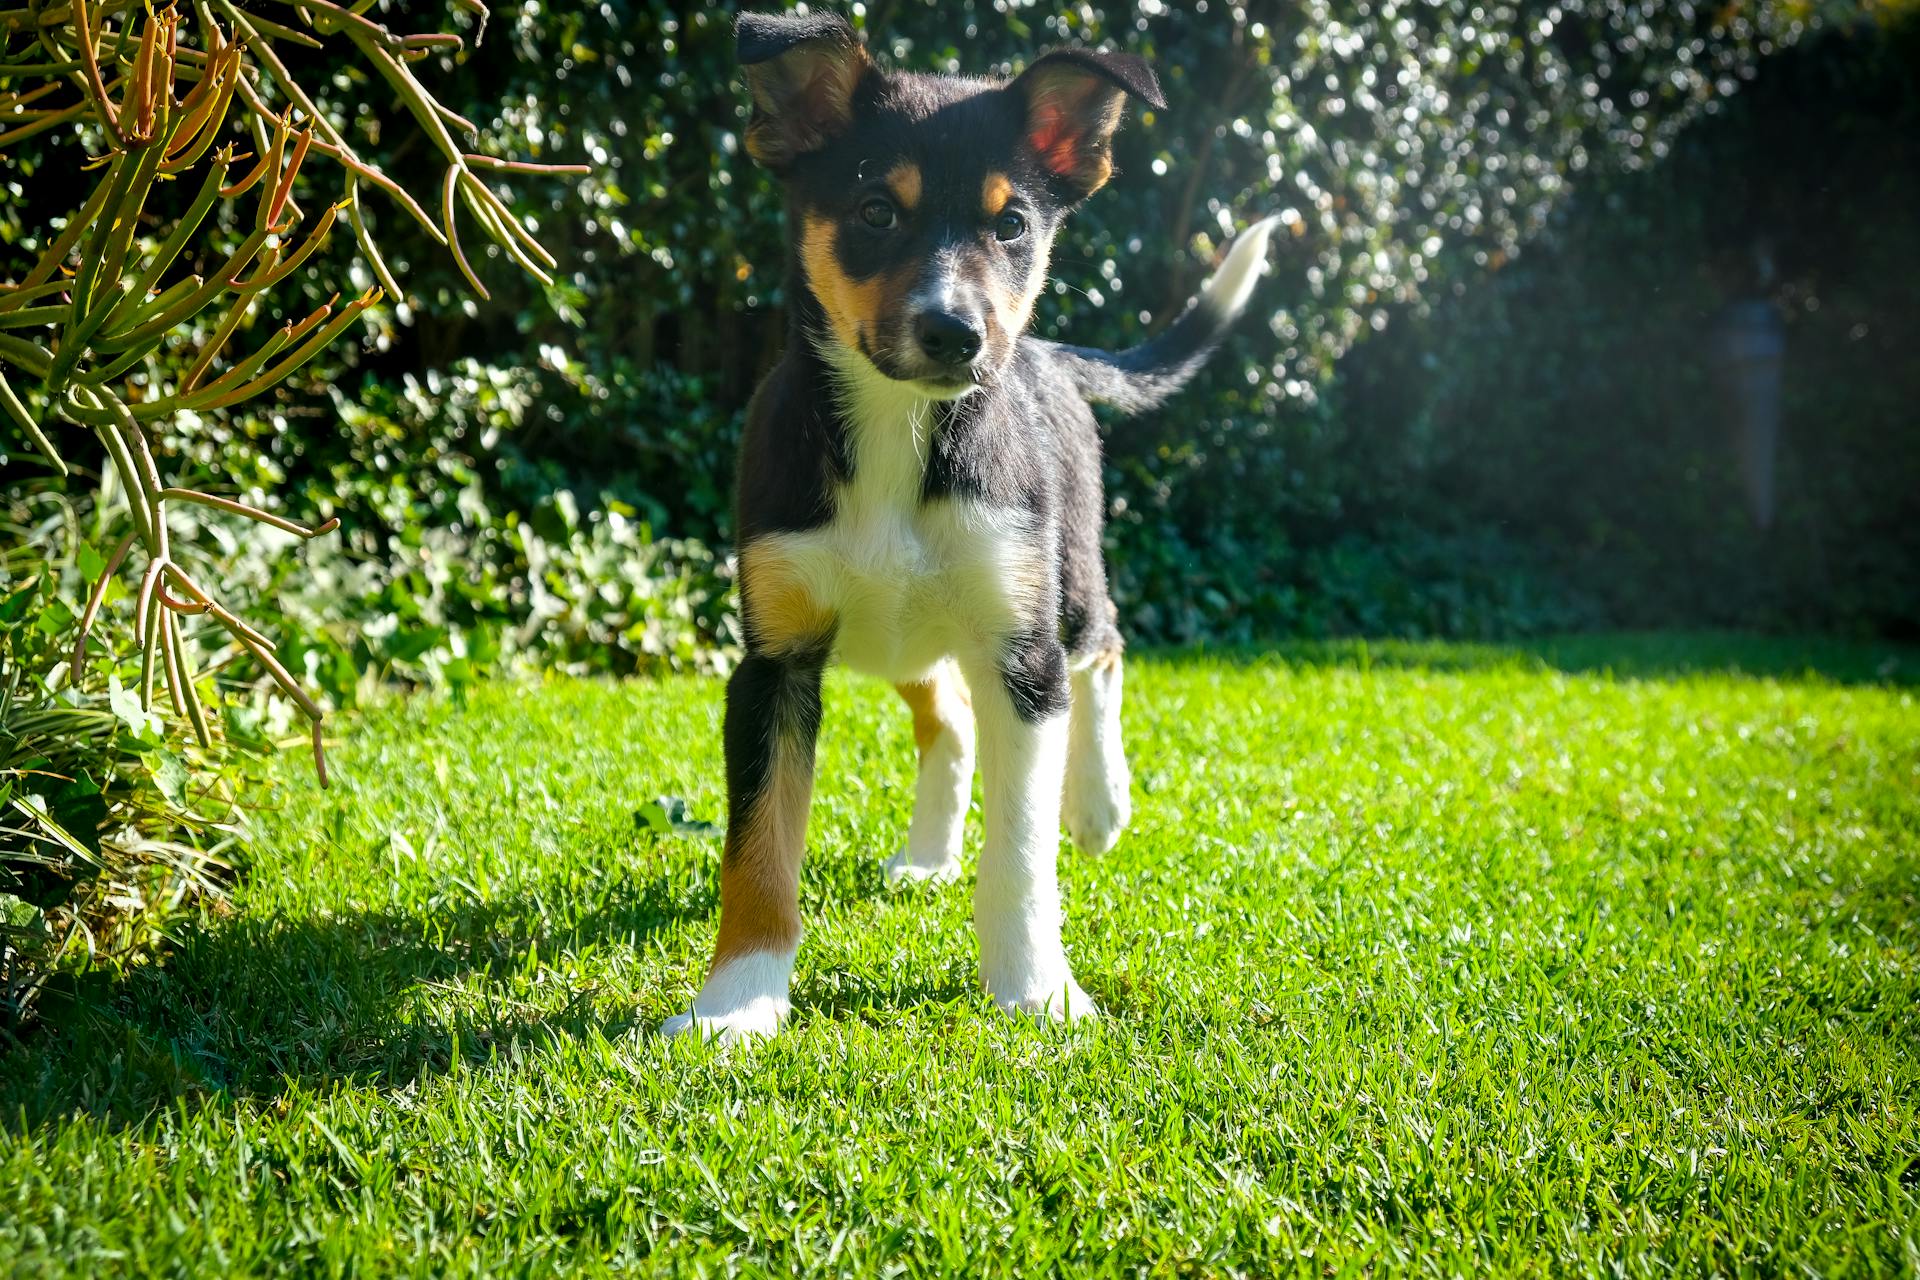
{"left": 1092, "top": 646, "right": 1123, "bottom": 674}
{"left": 740, "top": 539, "right": 835, "bottom": 653}
{"left": 712, "top": 731, "right": 811, "bottom": 965}
{"left": 885, "top": 161, "right": 922, "bottom": 210}
{"left": 982, "top": 236, "right": 1052, "bottom": 345}
{"left": 800, "top": 212, "right": 878, "bottom": 351}
{"left": 982, "top": 172, "right": 1013, "bottom": 217}
{"left": 800, "top": 211, "right": 917, "bottom": 354}
{"left": 896, "top": 669, "right": 972, "bottom": 760}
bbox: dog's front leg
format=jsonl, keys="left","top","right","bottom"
{"left": 961, "top": 635, "right": 1099, "bottom": 1024}
{"left": 661, "top": 650, "right": 825, "bottom": 1043}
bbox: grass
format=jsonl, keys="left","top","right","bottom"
{"left": 2, "top": 634, "right": 1917, "bottom": 1276}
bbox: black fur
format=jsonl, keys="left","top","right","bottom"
{"left": 1020, "top": 47, "right": 1165, "bottom": 110}
{"left": 999, "top": 627, "right": 1072, "bottom": 723}
{"left": 734, "top": 353, "right": 848, "bottom": 544}
{"left": 735, "top": 10, "right": 858, "bottom": 65}
{"left": 1044, "top": 287, "right": 1248, "bottom": 415}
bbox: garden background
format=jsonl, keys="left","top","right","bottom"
{"left": 2, "top": 3, "right": 1918, "bottom": 1272}
{"left": 13, "top": 1, "right": 1919, "bottom": 709}
{"left": 2, "top": 0, "right": 1917, "bottom": 1084}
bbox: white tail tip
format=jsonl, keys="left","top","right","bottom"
{"left": 1200, "top": 214, "right": 1280, "bottom": 318}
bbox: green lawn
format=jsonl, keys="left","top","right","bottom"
{"left": 4, "top": 636, "right": 1918, "bottom": 1276}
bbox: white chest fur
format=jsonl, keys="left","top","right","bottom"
{"left": 747, "top": 360, "right": 1047, "bottom": 682}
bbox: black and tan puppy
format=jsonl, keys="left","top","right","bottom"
{"left": 662, "top": 12, "right": 1275, "bottom": 1041}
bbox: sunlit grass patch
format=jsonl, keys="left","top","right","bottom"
{"left": 4, "top": 636, "right": 1916, "bottom": 1275}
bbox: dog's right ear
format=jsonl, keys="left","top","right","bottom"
{"left": 737, "top": 12, "right": 872, "bottom": 169}
{"left": 1013, "top": 48, "right": 1163, "bottom": 201}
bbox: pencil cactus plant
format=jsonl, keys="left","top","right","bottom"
{"left": 0, "top": 0, "right": 584, "bottom": 779}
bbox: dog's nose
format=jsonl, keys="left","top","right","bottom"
{"left": 914, "top": 310, "right": 983, "bottom": 365}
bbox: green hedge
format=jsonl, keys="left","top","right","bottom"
{"left": 1329, "top": 14, "right": 1920, "bottom": 638}
{"left": 8, "top": 2, "right": 1915, "bottom": 692}
{"left": 273, "top": 0, "right": 1906, "bottom": 651}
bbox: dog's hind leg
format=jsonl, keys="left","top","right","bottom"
{"left": 1059, "top": 538, "right": 1131, "bottom": 856}
{"left": 1056, "top": 421, "right": 1132, "bottom": 856}
{"left": 884, "top": 661, "right": 974, "bottom": 885}
{"left": 661, "top": 648, "right": 825, "bottom": 1044}
{"left": 1063, "top": 643, "right": 1131, "bottom": 855}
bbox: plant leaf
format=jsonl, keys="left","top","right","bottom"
{"left": 634, "top": 796, "right": 723, "bottom": 840}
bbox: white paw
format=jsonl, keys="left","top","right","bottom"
{"left": 1064, "top": 762, "right": 1131, "bottom": 855}
{"left": 883, "top": 847, "right": 963, "bottom": 886}
{"left": 658, "top": 1001, "right": 786, "bottom": 1045}
{"left": 659, "top": 952, "right": 793, "bottom": 1045}
{"left": 989, "top": 977, "right": 1101, "bottom": 1025}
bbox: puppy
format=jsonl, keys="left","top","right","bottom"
{"left": 662, "top": 12, "right": 1275, "bottom": 1041}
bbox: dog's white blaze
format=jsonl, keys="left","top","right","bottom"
{"left": 1202, "top": 215, "right": 1279, "bottom": 320}
{"left": 905, "top": 248, "right": 966, "bottom": 319}
{"left": 660, "top": 947, "right": 795, "bottom": 1044}
{"left": 1063, "top": 657, "right": 1130, "bottom": 855}
{"left": 960, "top": 664, "right": 1096, "bottom": 1021}
{"left": 886, "top": 658, "right": 974, "bottom": 885}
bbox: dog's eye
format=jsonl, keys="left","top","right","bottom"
{"left": 859, "top": 198, "right": 896, "bottom": 229}
{"left": 995, "top": 211, "right": 1026, "bottom": 242}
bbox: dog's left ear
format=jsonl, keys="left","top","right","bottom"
{"left": 1013, "top": 48, "right": 1165, "bottom": 200}
{"left": 737, "top": 11, "right": 873, "bottom": 169}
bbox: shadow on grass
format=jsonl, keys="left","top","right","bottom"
{"left": 0, "top": 864, "right": 717, "bottom": 1132}
{"left": 794, "top": 965, "right": 983, "bottom": 1025}
{"left": 1, "top": 839, "right": 924, "bottom": 1131}
{"left": 1145, "top": 631, "right": 1919, "bottom": 687}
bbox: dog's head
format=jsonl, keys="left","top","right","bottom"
{"left": 737, "top": 12, "right": 1162, "bottom": 397}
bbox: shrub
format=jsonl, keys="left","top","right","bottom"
{"left": 219, "top": 360, "right": 737, "bottom": 709}
{"left": 0, "top": 1, "right": 579, "bottom": 1024}
{"left": 1, "top": 489, "right": 236, "bottom": 1027}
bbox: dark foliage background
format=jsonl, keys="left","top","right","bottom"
{"left": 16, "top": 1, "right": 1915, "bottom": 694}
{"left": 1329, "top": 12, "right": 1920, "bottom": 639}
{"left": 248, "top": 1, "right": 1920, "bottom": 663}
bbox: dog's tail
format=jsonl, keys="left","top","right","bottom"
{"left": 1046, "top": 215, "right": 1279, "bottom": 415}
